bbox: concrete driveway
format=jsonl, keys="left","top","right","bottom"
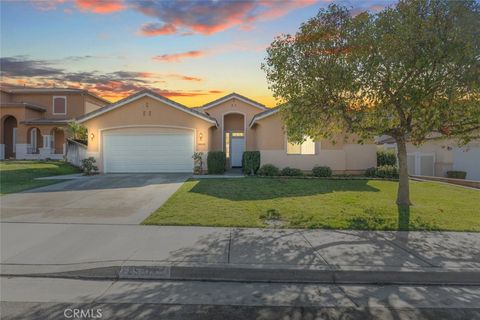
{"left": 0, "top": 174, "right": 189, "bottom": 224}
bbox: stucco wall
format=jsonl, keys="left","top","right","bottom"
{"left": 82, "top": 96, "right": 215, "bottom": 171}
{"left": 204, "top": 98, "right": 264, "bottom": 151}
{"left": 406, "top": 140, "right": 453, "bottom": 177}
{"left": 1, "top": 91, "right": 12, "bottom": 103}
{"left": 253, "top": 113, "right": 377, "bottom": 173}
{"left": 10, "top": 93, "right": 86, "bottom": 119}
{"left": 1, "top": 107, "right": 25, "bottom": 143}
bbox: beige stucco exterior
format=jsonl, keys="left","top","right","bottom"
{"left": 0, "top": 88, "right": 109, "bottom": 160}
{"left": 81, "top": 95, "right": 215, "bottom": 172}
{"left": 251, "top": 113, "right": 377, "bottom": 173}
{"left": 1, "top": 88, "right": 379, "bottom": 174}
{"left": 381, "top": 138, "right": 480, "bottom": 179}
{"left": 204, "top": 97, "right": 264, "bottom": 151}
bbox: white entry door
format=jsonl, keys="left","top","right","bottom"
{"left": 231, "top": 137, "right": 245, "bottom": 167}
{"left": 103, "top": 133, "right": 194, "bottom": 173}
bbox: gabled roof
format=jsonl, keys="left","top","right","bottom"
{"left": 1, "top": 102, "right": 46, "bottom": 112}
{"left": 76, "top": 89, "right": 218, "bottom": 126}
{"left": 249, "top": 106, "right": 282, "bottom": 128}
{"left": 0, "top": 87, "right": 110, "bottom": 105}
{"left": 201, "top": 93, "right": 267, "bottom": 111}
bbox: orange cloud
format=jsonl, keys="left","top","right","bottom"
{"left": 152, "top": 50, "right": 205, "bottom": 62}
{"left": 133, "top": 0, "right": 315, "bottom": 36}
{"left": 75, "top": 0, "right": 125, "bottom": 14}
{"left": 164, "top": 74, "right": 202, "bottom": 82}
{"left": 158, "top": 89, "right": 224, "bottom": 98}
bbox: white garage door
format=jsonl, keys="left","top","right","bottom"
{"left": 103, "top": 133, "right": 194, "bottom": 173}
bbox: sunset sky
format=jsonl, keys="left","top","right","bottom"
{"left": 0, "top": 0, "right": 395, "bottom": 107}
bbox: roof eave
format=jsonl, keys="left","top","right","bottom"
{"left": 77, "top": 91, "right": 218, "bottom": 126}
{"left": 249, "top": 108, "right": 281, "bottom": 128}
{"left": 202, "top": 93, "right": 267, "bottom": 111}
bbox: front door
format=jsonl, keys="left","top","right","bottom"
{"left": 231, "top": 136, "right": 245, "bottom": 167}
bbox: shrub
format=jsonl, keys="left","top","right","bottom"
{"left": 375, "top": 165, "right": 399, "bottom": 179}
{"left": 312, "top": 165, "right": 332, "bottom": 177}
{"left": 242, "top": 151, "right": 260, "bottom": 175}
{"left": 257, "top": 164, "right": 280, "bottom": 176}
{"left": 67, "top": 121, "right": 88, "bottom": 144}
{"left": 377, "top": 149, "right": 397, "bottom": 166}
{"left": 81, "top": 157, "right": 98, "bottom": 175}
{"left": 446, "top": 171, "right": 467, "bottom": 179}
{"left": 365, "top": 167, "right": 376, "bottom": 177}
{"left": 207, "top": 151, "right": 226, "bottom": 174}
{"left": 192, "top": 152, "right": 204, "bottom": 175}
{"left": 281, "top": 167, "right": 304, "bottom": 176}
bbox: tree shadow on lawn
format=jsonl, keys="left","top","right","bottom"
{"left": 188, "top": 178, "right": 380, "bottom": 201}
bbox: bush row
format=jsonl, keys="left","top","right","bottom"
{"left": 446, "top": 171, "right": 467, "bottom": 179}
{"left": 257, "top": 164, "right": 332, "bottom": 177}
{"left": 206, "top": 150, "right": 396, "bottom": 179}
{"left": 365, "top": 165, "right": 399, "bottom": 178}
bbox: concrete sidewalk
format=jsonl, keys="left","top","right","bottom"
{"left": 1, "top": 223, "right": 479, "bottom": 284}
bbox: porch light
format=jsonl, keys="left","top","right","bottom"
{"left": 199, "top": 132, "right": 203, "bottom": 141}
{"left": 90, "top": 132, "right": 95, "bottom": 140}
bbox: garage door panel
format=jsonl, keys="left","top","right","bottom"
{"left": 103, "top": 133, "right": 194, "bottom": 173}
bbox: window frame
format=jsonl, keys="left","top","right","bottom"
{"left": 52, "top": 96, "right": 67, "bottom": 115}
{"left": 286, "top": 136, "right": 317, "bottom": 155}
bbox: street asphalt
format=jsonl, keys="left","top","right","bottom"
{"left": 1, "top": 277, "right": 479, "bottom": 320}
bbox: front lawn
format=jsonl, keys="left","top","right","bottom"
{"left": 143, "top": 178, "right": 480, "bottom": 231}
{"left": 0, "top": 160, "right": 81, "bottom": 194}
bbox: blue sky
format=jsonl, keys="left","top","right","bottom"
{"left": 0, "top": 0, "right": 396, "bottom": 106}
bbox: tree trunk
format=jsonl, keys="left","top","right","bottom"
{"left": 396, "top": 136, "right": 411, "bottom": 207}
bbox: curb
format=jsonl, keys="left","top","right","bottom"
{"left": 2, "top": 264, "right": 480, "bottom": 285}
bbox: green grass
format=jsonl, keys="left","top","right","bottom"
{"left": 0, "top": 160, "right": 81, "bottom": 194}
{"left": 143, "top": 177, "right": 480, "bottom": 231}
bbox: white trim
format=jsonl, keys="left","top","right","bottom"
{"left": 30, "top": 128, "right": 37, "bottom": 149}
{"left": 99, "top": 125, "right": 197, "bottom": 173}
{"left": 52, "top": 96, "right": 67, "bottom": 115}
{"left": 222, "top": 111, "right": 247, "bottom": 167}
{"left": 12, "top": 128, "right": 17, "bottom": 153}
{"left": 203, "top": 94, "right": 266, "bottom": 111}
{"left": 285, "top": 135, "right": 316, "bottom": 156}
{"left": 78, "top": 92, "right": 217, "bottom": 125}
{"left": 249, "top": 108, "right": 280, "bottom": 128}
{"left": 100, "top": 125, "right": 196, "bottom": 173}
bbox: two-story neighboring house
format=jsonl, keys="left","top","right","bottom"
{"left": 0, "top": 88, "right": 109, "bottom": 160}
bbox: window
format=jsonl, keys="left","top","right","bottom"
{"left": 232, "top": 132, "right": 244, "bottom": 137}
{"left": 53, "top": 96, "right": 67, "bottom": 115}
{"left": 287, "top": 136, "right": 315, "bottom": 155}
{"left": 225, "top": 132, "right": 230, "bottom": 159}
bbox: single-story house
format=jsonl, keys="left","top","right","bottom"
{"left": 76, "top": 89, "right": 377, "bottom": 173}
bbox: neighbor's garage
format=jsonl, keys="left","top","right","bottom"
{"left": 102, "top": 132, "right": 194, "bottom": 173}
